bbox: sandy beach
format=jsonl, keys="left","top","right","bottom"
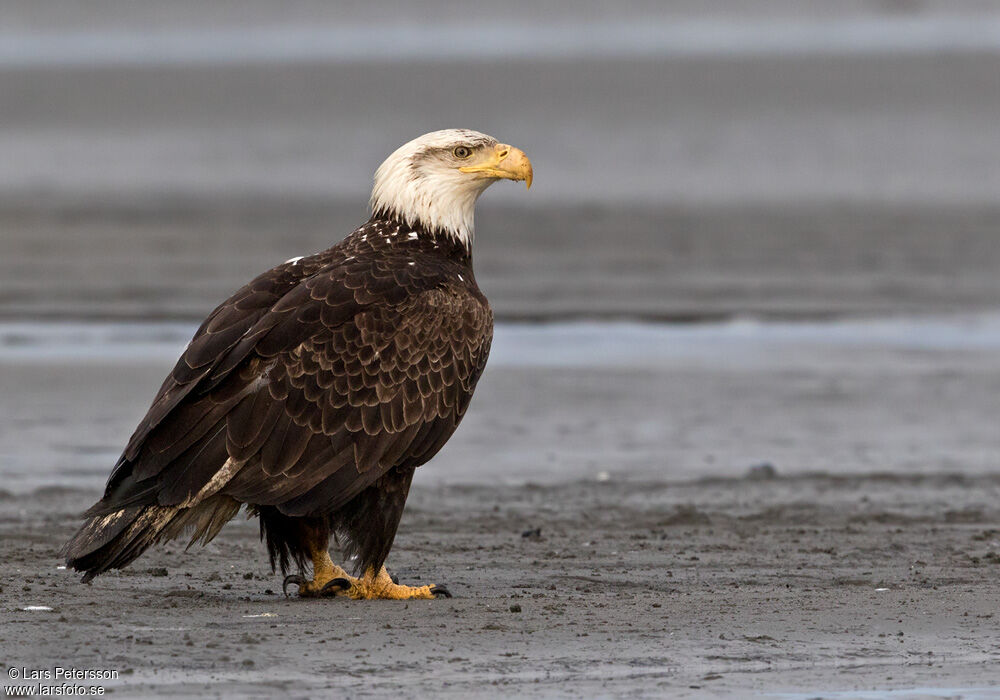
{"left": 3, "top": 473, "right": 1000, "bottom": 698}
{"left": 3, "top": 2, "right": 1000, "bottom": 697}
{"left": 3, "top": 319, "right": 1000, "bottom": 697}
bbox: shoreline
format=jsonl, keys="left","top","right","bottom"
{"left": 4, "top": 312, "right": 1000, "bottom": 494}
{"left": 4, "top": 473, "right": 999, "bottom": 697}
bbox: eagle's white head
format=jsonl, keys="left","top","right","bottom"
{"left": 370, "top": 129, "right": 533, "bottom": 249}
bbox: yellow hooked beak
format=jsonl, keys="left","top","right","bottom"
{"left": 459, "top": 143, "right": 533, "bottom": 189}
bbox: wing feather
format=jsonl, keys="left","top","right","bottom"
{"left": 94, "top": 233, "right": 493, "bottom": 522}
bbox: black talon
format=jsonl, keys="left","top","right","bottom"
{"left": 389, "top": 572, "right": 399, "bottom": 585}
{"left": 283, "top": 574, "right": 306, "bottom": 598}
{"left": 320, "top": 577, "right": 352, "bottom": 596}
{"left": 430, "top": 584, "right": 452, "bottom": 598}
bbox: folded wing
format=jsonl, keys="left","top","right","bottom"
{"left": 91, "top": 253, "right": 493, "bottom": 525}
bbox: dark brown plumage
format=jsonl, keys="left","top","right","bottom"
{"left": 65, "top": 214, "right": 492, "bottom": 582}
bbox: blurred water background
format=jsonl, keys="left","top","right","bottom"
{"left": 2, "top": 1, "right": 1000, "bottom": 490}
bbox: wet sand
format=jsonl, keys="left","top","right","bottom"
{"left": 2, "top": 320, "right": 1000, "bottom": 696}
{"left": 5, "top": 318, "right": 1000, "bottom": 492}
{"left": 6, "top": 201, "right": 1000, "bottom": 322}
{"left": 3, "top": 473, "right": 1000, "bottom": 698}
{"left": 4, "top": 5, "right": 1000, "bottom": 696}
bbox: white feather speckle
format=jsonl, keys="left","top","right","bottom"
{"left": 284, "top": 256, "right": 304, "bottom": 265}
{"left": 458, "top": 274, "right": 464, "bottom": 281}
{"left": 408, "top": 232, "right": 419, "bottom": 240}
{"left": 408, "top": 261, "right": 415, "bottom": 266}
{"left": 369, "top": 129, "right": 500, "bottom": 248}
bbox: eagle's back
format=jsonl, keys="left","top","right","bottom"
{"left": 92, "top": 216, "right": 493, "bottom": 520}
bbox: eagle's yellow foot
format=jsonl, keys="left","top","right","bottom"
{"left": 330, "top": 566, "right": 451, "bottom": 600}
{"left": 282, "top": 550, "right": 358, "bottom": 598}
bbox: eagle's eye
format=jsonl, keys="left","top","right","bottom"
{"left": 453, "top": 146, "right": 472, "bottom": 159}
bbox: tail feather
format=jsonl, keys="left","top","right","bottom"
{"left": 64, "top": 506, "right": 177, "bottom": 582}
{"left": 64, "top": 497, "right": 241, "bottom": 582}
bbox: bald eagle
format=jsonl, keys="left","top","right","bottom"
{"left": 64, "top": 129, "right": 532, "bottom": 599}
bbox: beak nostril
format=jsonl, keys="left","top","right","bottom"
{"left": 498, "top": 149, "right": 509, "bottom": 159}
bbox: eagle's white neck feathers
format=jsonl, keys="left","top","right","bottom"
{"left": 369, "top": 129, "right": 499, "bottom": 249}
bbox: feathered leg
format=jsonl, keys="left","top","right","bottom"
{"left": 283, "top": 466, "right": 451, "bottom": 599}
{"left": 326, "top": 466, "right": 450, "bottom": 599}
{"left": 274, "top": 516, "right": 356, "bottom": 597}
{"left": 282, "top": 545, "right": 358, "bottom": 598}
